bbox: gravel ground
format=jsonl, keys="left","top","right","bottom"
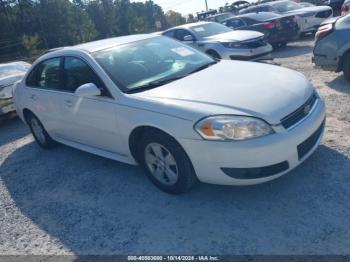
{"left": 0, "top": 37, "right": 350, "bottom": 255}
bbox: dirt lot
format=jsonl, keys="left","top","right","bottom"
{"left": 1, "top": 36, "right": 350, "bottom": 255}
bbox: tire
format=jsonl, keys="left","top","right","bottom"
{"left": 279, "top": 41, "right": 287, "bottom": 48}
{"left": 138, "top": 131, "right": 198, "bottom": 194}
{"left": 342, "top": 53, "right": 350, "bottom": 82}
{"left": 206, "top": 50, "right": 221, "bottom": 60}
{"left": 26, "top": 113, "right": 56, "bottom": 149}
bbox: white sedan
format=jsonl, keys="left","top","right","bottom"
{"left": 0, "top": 61, "right": 30, "bottom": 116}
{"left": 14, "top": 35, "right": 326, "bottom": 194}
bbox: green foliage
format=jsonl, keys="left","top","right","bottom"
{"left": 21, "top": 34, "right": 40, "bottom": 58}
{"left": 0, "top": 0, "right": 186, "bottom": 62}
{"left": 165, "top": 10, "right": 186, "bottom": 27}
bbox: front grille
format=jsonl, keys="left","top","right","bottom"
{"left": 297, "top": 120, "right": 325, "bottom": 160}
{"left": 281, "top": 93, "right": 318, "bottom": 129}
{"left": 316, "top": 10, "right": 333, "bottom": 18}
{"left": 229, "top": 51, "right": 271, "bottom": 61}
{"left": 241, "top": 38, "right": 267, "bottom": 48}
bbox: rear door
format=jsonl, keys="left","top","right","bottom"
{"left": 25, "top": 57, "right": 64, "bottom": 133}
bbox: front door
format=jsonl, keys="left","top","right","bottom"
{"left": 52, "top": 56, "right": 121, "bottom": 153}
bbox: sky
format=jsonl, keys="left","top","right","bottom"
{"left": 133, "top": 0, "right": 232, "bottom": 15}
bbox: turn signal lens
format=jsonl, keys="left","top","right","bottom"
{"left": 315, "top": 24, "right": 333, "bottom": 42}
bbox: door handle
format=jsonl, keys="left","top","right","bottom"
{"left": 64, "top": 100, "right": 73, "bottom": 107}
{"left": 30, "top": 94, "right": 37, "bottom": 101}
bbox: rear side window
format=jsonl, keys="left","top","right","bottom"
{"left": 26, "top": 58, "right": 61, "bottom": 89}
{"left": 258, "top": 6, "right": 272, "bottom": 12}
{"left": 163, "top": 30, "right": 175, "bottom": 38}
{"left": 226, "top": 19, "right": 246, "bottom": 28}
{"left": 242, "top": 17, "right": 259, "bottom": 25}
{"left": 63, "top": 57, "right": 111, "bottom": 97}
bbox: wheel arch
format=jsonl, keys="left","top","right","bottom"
{"left": 22, "top": 108, "right": 35, "bottom": 124}
{"left": 338, "top": 48, "right": 350, "bottom": 71}
{"left": 128, "top": 125, "right": 182, "bottom": 164}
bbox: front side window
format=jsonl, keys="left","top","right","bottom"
{"left": 27, "top": 58, "right": 61, "bottom": 89}
{"left": 190, "top": 23, "right": 232, "bottom": 38}
{"left": 174, "top": 29, "right": 194, "bottom": 41}
{"left": 63, "top": 57, "right": 109, "bottom": 96}
{"left": 93, "top": 36, "right": 215, "bottom": 93}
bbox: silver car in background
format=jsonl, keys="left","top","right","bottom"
{"left": 313, "top": 15, "right": 350, "bottom": 81}
{"left": 0, "top": 61, "right": 30, "bottom": 117}
{"left": 162, "top": 22, "right": 273, "bottom": 60}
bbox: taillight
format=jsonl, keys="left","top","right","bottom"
{"left": 315, "top": 23, "right": 334, "bottom": 42}
{"left": 263, "top": 20, "right": 280, "bottom": 29}
{"left": 263, "top": 21, "right": 274, "bottom": 29}
{"left": 341, "top": 4, "right": 349, "bottom": 14}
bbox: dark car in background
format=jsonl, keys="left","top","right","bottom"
{"left": 313, "top": 15, "right": 350, "bottom": 81}
{"left": 221, "top": 12, "right": 299, "bottom": 47}
{"left": 341, "top": 0, "right": 350, "bottom": 15}
{"left": 322, "top": 0, "right": 344, "bottom": 15}
{"left": 206, "top": 12, "right": 234, "bottom": 23}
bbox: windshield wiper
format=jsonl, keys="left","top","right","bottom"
{"left": 188, "top": 60, "right": 218, "bottom": 75}
{"left": 126, "top": 75, "right": 188, "bottom": 94}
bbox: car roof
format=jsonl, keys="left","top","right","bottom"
{"left": 167, "top": 21, "right": 212, "bottom": 31}
{"left": 73, "top": 34, "right": 156, "bottom": 53}
{"left": 237, "top": 11, "right": 282, "bottom": 20}
{"left": 209, "top": 12, "right": 232, "bottom": 17}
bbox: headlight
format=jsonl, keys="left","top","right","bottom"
{"left": 222, "top": 42, "right": 242, "bottom": 48}
{"left": 194, "top": 116, "right": 274, "bottom": 141}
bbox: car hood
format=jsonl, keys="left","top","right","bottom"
{"left": 132, "top": 61, "right": 314, "bottom": 124}
{"left": 0, "top": 74, "right": 24, "bottom": 99}
{"left": 203, "top": 30, "right": 264, "bottom": 42}
{"left": 286, "top": 6, "right": 332, "bottom": 15}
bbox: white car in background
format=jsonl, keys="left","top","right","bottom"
{"left": 14, "top": 35, "right": 325, "bottom": 194}
{"left": 0, "top": 61, "right": 30, "bottom": 117}
{"left": 163, "top": 22, "right": 273, "bottom": 60}
{"left": 240, "top": 0, "right": 333, "bottom": 34}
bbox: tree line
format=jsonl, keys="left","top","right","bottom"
{"left": 0, "top": 0, "right": 187, "bottom": 63}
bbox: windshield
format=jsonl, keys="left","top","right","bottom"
{"left": 93, "top": 36, "right": 215, "bottom": 93}
{"left": 190, "top": 23, "right": 232, "bottom": 38}
{"left": 272, "top": 1, "right": 302, "bottom": 12}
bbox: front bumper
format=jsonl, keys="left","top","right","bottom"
{"left": 219, "top": 44, "right": 273, "bottom": 61}
{"left": 0, "top": 98, "right": 15, "bottom": 116}
{"left": 179, "top": 96, "right": 326, "bottom": 186}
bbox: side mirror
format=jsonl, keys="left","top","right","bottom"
{"left": 75, "top": 83, "right": 101, "bottom": 97}
{"left": 183, "top": 35, "right": 194, "bottom": 42}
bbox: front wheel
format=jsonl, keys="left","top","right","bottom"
{"left": 27, "top": 113, "right": 56, "bottom": 148}
{"left": 138, "top": 132, "right": 197, "bottom": 194}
